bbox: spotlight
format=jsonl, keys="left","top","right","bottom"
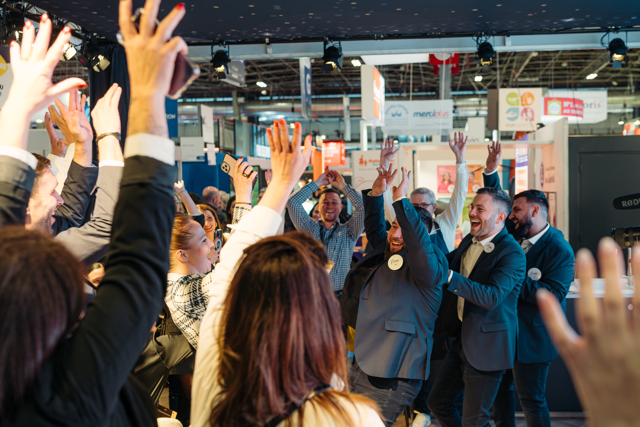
{"left": 351, "top": 58, "right": 362, "bottom": 67}
{"left": 474, "top": 75, "right": 483, "bottom": 82}
{"left": 62, "top": 43, "right": 78, "bottom": 61}
{"left": 321, "top": 39, "right": 343, "bottom": 75}
{"left": 608, "top": 38, "right": 628, "bottom": 69}
{"left": 79, "top": 35, "right": 111, "bottom": 72}
{"left": 256, "top": 81, "right": 267, "bottom": 88}
{"left": 1, "top": 7, "right": 24, "bottom": 44}
{"left": 586, "top": 73, "right": 597, "bottom": 80}
{"left": 476, "top": 41, "right": 494, "bottom": 73}
{"left": 211, "top": 43, "right": 230, "bottom": 80}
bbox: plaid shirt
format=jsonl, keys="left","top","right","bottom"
{"left": 287, "top": 182, "right": 365, "bottom": 291}
{"left": 166, "top": 273, "right": 210, "bottom": 350}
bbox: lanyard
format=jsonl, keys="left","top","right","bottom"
{"left": 319, "top": 221, "right": 339, "bottom": 244}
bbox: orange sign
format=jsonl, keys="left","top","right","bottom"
{"left": 323, "top": 140, "right": 346, "bottom": 167}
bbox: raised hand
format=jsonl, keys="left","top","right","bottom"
{"left": 327, "top": 170, "right": 346, "bottom": 191}
{"left": 449, "top": 131, "right": 468, "bottom": 164}
{"left": 486, "top": 140, "right": 502, "bottom": 174}
{"left": 538, "top": 238, "right": 640, "bottom": 427}
{"left": 265, "top": 170, "right": 272, "bottom": 186}
{"left": 120, "top": 0, "right": 187, "bottom": 137}
{"left": 371, "top": 165, "right": 398, "bottom": 197}
{"left": 44, "top": 112, "right": 68, "bottom": 157}
{"left": 380, "top": 139, "right": 399, "bottom": 170}
{"left": 0, "top": 14, "right": 86, "bottom": 151}
{"left": 174, "top": 180, "right": 186, "bottom": 195}
{"left": 313, "top": 171, "right": 330, "bottom": 188}
{"left": 262, "top": 118, "right": 312, "bottom": 213}
{"left": 91, "top": 83, "right": 123, "bottom": 136}
{"left": 233, "top": 158, "right": 257, "bottom": 205}
{"left": 392, "top": 167, "right": 412, "bottom": 201}
{"left": 50, "top": 89, "right": 93, "bottom": 146}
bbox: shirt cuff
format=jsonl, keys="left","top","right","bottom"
{"left": 229, "top": 205, "right": 283, "bottom": 238}
{"left": 99, "top": 160, "right": 125, "bottom": 168}
{"left": 0, "top": 146, "right": 37, "bottom": 170}
{"left": 393, "top": 195, "right": 408, "bottom": 203}
{"left": 123, "top": 133, "right": 175, "bottom": 165}
{"left": 484, "top": 169, "right": 498, "bottom": 176}
{"left": 448, "top": 270, "right": 454, "bottom": 284}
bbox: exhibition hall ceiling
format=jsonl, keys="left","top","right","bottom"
{"left": 31, "top": 0, "right": 640, "bottom": 44}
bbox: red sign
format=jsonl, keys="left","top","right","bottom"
{"left": 430, "top": 53, "right": 460, "bottom": 75}
{"left": 543, "top": 97, "right": 584, "bottom": 118}
{"left": 322, "top": 140, "right": 345, "bottom": 167}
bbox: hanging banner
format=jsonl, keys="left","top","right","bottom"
{"left": 361, "top": 65, "right": 385, "bottom": 126}
{"left": 498, "top": 88, "right": 542, "bottom": 131}
{"left": 515, "top": 148, "right": 529, "bottom": 194}
{"left": 0, "top": 45, "right": 13, "bottom": 110}
{"left": 352, "top": 150, "right": 382, "bottom": 193}
{"left": 322, "top": 140, "right": 345, "bottom": 167}
{"left": 430, "top": 53, "right": 460, "bottom": 75}
{"left": 200, "top": 104, "right": 214, "bottom": 143}
{"left": 382, "top": 100, "right": 453, "bottom": 135}
{"left": 299, "top": 58, "right": 312, "bottom": 120}
{"left": 546, "top": 90, "right": 607, "bottom": 124}
{"left": 544, "top": 97, "right": 584, "bottom": 118}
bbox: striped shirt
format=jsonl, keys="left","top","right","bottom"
{"left": 287, "top": 182, "right": 365, "bottom": 291}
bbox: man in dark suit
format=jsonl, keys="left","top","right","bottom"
{"left": 484, "top": 143, "right": 575, "bottom": 427}
{"left": 342, "top": 165, "right": 449, "bottom": 427}
{"left": 428, "top": 187, "right": 526, "bottom": 427}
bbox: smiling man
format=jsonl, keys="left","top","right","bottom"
{"left": 428, "top": 186, "right": 526, "bottom": 427}
{"left": 287, "top": 170, "right": 364, "bottom": 296}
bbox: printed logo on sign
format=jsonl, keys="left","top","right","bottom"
{"left": 521, "top": 92, "right": 535, "bottom": 106}
{"left": 386, "top": 104, "right": 409, "bottom": 117}
{"left": 0, "top": 55, "right": 8, "bottom": 77}
{"left": 506, "top": 107, "right": 519, "bottom": 121}
{"left": 521, "top": 107, "right": 535, "bottom": 122}
{"left": 414, "top": 110, "right": 450, "bottom": 118}
{"left": 547, "top": 99, "right": 561, "bottom": 115}
{"left": 506, "top": 92, "right": 520, "bottom": 106}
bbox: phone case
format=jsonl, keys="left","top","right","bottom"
{"left": 221, "top": 154, "right": 238, "bottom": 175}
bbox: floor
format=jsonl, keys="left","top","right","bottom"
{"left": 393, "top": 413, "right": 587, "bottom": 426}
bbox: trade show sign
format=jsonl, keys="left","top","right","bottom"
{"left": 0, "top": 45, "right": 12, "bottom": 109}
{"left": 544, "top": 97, "right": 584, "bottom": 118}
{"left": 515, "top": 148, "right": 529, "bottom": 194}
{"left": 382, "top": 100, "right": 453, "bottom": 135}
{"left": 352, "top": 150, "right": 382, "bottom": 193}
{"left": 546, "top": 90, "right": 607, "bottom": 124}
{"left": 322, "top": 140, "right": 345, "bottom": 167}
{"left": 361, "top": 65, "right": 385, "bottom": 126}
{"left": 498, "top": 88, "right": 542, "bottom": 131}
{"left": 299, "top": 58, "right": 312, "bottom": 120}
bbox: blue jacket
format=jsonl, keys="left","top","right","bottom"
{"left": 484, "top": 172, "right": 575, "bottom": 363}
{"left": 437, "top": 226, "right": 526, "bottom": 372}
{"left": 350, "top": 192, "right": 448, "bottom": 380}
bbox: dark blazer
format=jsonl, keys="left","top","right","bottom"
{"left": 2, "top": 153, "right": 175, "bottom": 427}
{"left": 349, "top": 192, "right": 448, "bottom": 380}
{"left": 52, "top": 160, "right": 99, "bottom": 235}
{"left": 483, "top": 171, "right": 575, "bottom": 363}
{"left": 437, "top": 226, "right": 526, "bottom": 372}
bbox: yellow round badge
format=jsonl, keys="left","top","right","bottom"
{"left": 0, "top": 54, "right": 8, "bottom": 77}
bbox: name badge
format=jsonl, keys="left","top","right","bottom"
{"left": 528, "top": 268, "right": 542, "bottom": 281}
{"left": 388, "top": 254, "right": 404, "bottom": 271}
{"left": 484, "top": 242, "right": 495, "bottom": 253}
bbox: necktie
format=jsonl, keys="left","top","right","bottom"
{"left": 521, "top": 240, "right": 532, "bottom": 254}
{"left": 458, "top": 241, "right": 484, "bottom": 322}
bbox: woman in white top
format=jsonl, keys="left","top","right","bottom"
{"left": 191, "top": 119, "right": 383, "bottom": 427}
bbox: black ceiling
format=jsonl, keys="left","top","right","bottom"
{"left": 31, "top": 0, "right": 640, "bottom": 44}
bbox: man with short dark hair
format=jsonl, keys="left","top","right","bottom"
{"left": 287, "top": 170, "right": 364, "bottom": 295}
{"left": 484, "top": 142, "right": 575, "bottom": 427}
{"left": 428, "top": 185, "right": 526, "bottom": 427}
{"left": 202, "top": 185, "right": 227, "bottom": 223}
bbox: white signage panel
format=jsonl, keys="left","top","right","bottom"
{"left": 180, "top": 137, "right": 205, "bottom": 162}
{"left": 200, "top": 105, "right": 214, "bottom": 144}
{"left": 498, "top": 88, "right": 543, "bottom": 131}
{"left": 546, "top": 90, "right": 607, "bottom": 124}
{"left": 382, "top": 100, "right": 453, "bottom": 135}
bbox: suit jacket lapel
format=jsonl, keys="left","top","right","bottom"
{"left": 451, "top": 236, "right": 474, "bottom": 271}
{"left": 468, "top": 227, "right": 508, "bottom": 278}
{"left": 524, "top": 225, "right": 554, "bottom": 260}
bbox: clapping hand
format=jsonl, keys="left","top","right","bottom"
{"left": 486, "top": 141, "right": 502, "bottom": 174}
{"left": 327, "top": 170, "right": 346, "bottom": 191}
{"left": 44, "top": 112, "right": 68, "bottom": 157}
{"left": 392, "top": 167, "right": 412, "bottom": 201}
{"left": 538, "top": 238, "right": 640, "bottom": 427}
{"left": 449, "top": 131, "right": 468, "bottom": 164}
{"left": 371, "top": 164, "right": 398, "bottom": 197}
{"left": 314, "top": 171, "right": 330, "bottom": 188}
{"left": 380, "top": 139, "right": 399, "bottom": 170}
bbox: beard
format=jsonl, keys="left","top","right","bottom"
{"left": 512, "top": 215, "right": 533, "bottom": 241}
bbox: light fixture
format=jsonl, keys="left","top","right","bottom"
{"left": 351, "top": 58, "right": 362, "bottom": 67}
{"left": 635, "top": 120, "right": 640, "bottom": 126}
{"left": 256, "top": 81, "right": 267, "bottom": 88}
{"left": 476, "top": 40, "right": 494, "bottom": 73}
{"left": 608, "top": 37, "right": 628, "bottom": 69}
{"left": 79, "top": 35, "right": 111, "bottom": 72}
{"left": 618, "top": 120, "right": 624, "bottom": 125}
{"left": 321, "top": 39, "right": 343, "bottom": 75}
{"left": 586, "top": 73, "right": 597, "bottom": 80}
{"left": 261, "top": 89, "right": 268, "bottom": 95}
{"left": 62, "top": 43, "right": 78, "bottom": 61}
{"left": 210, "top": 42, "right": 230, "bottom": 79}
{"left": 474, "top": 75, "right": 483, "bottom": 82}
{"left": 484, "top": 137, "right": 490, "bottom": 142}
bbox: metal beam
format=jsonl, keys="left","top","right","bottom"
{"left": 187, "top": 32, "right": 640, "bottom": 61}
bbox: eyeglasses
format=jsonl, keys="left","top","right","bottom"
{"left": 412, "top": 202, "right": 436, "bottom": 210}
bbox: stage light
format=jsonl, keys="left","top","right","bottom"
{"left": 476, "top": 41, "right": 494, "bottom": 73}
{"left": 474, "top": 75, "right": 483, "bottom": 82}
{"left": 586, "top": 73, "right": 597, "bottom": 80}
{"left": 351, "top": 58, "right": 362, "bottom": 67}
{"left": 608, "top": 38, "right": 628, "bottom": 69}
{"left": 321, "top": 39, "right": 343, "bottom": 75}
{"left": 78, "top": 35, "right": 110, "bottom": 72}
{"left": 211, "top": 43, "right": 230, "bottom": 80}
{"left": 62, "top": 43, "right": 77, "bottom": 61}
{"left": 256, "top": 81, "right": 267, "bottom": 88}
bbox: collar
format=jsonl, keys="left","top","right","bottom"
{"left": 472, "top": 229, "right": 501, "bottom": 247}
{"left": 319, "top": 219, "right": 339, "bottom": 230}
{"left": 168, "top": 272, "right": 185, "bottom": 281}
{"left": 525, "top": 223, "right": 551, "bottom": 246}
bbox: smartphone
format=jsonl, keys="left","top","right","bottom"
{"left": 213, "top": 229, "right": 223, "bottom": 250}
{"left": 220, "top": 153, "right": 239, "bottom": 176}
{"left": 117, "top": 8, "right": 200, "bottom": 99}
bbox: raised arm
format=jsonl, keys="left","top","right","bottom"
{"left": 327, "top": 170, "right": 364, "bottom": 239}
{"left": 365, "top": 165, "right": 398, "bottom": 249}
{"left": 286, "top": 171, "right": 328, "bottom": 232}
{"left": 436, "top": 132, "right": 469, "bottom": 251}
{"left": 379, "top": 139, "right": 399, "bottom": 224}
{"left": 483, "top": 141, "right": 502, "bottom": 189}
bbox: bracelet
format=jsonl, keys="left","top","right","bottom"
{"left": 96, "top": 132, "right": 121, "bottom": 142}
{"left": 235, "top": 202, "right": 252, "bottom": 206}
